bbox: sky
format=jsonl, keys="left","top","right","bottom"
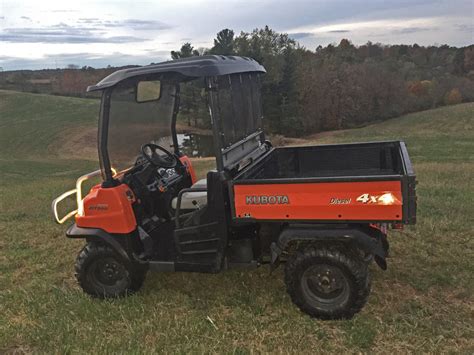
{"left": 0, "top": 0, "right": 473, "bottom": 70}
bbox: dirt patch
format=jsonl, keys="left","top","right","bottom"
{"left": 267, "top": 134, "right": 307, "bottom": 147}
{"left": 49, "top": 126, "right": 98, "bottom": 161}
{"left": 175, "top": 123, "right": 212, "bottom": 135}
{"left": 49, "top": 124, "right": 218, "bottom": 162}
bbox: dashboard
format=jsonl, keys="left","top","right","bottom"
{"left": 146, "top": 167, "right": 180, "bottom": 192}
{"left": 122, "top": 154, "right": 191, "bottom": 219}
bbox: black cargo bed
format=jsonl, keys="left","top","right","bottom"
{"left": 236, "top": 141, "right": 408, "bottom": 181}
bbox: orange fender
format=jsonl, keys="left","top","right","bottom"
{"left": 76, "top": 183, "right": 137, "bottom": 234}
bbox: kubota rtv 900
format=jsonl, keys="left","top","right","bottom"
{"left": 53, "top": 56, "right": 417, "bottom": 319}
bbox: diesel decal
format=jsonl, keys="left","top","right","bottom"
{"left": 88, "top": 204, "right": 109, "bottom": 211}
{"left": 246, "top": 195, "right": 290, "bottom": 205}
{"left": 329, "top": 197, "right": 351, "bottom": 205}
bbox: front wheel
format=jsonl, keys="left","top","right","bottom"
{"left": 75, "top": 242, "right": 147, "bottom": 298}
{"left": 285, "top": 245, "right": 370, "bottom": 319}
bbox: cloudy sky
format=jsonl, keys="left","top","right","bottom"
{"left": 0, "top": 0, "right": 473, "bottom": 70}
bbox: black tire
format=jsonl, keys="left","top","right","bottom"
{"left": 284, "top": 245, "right": 370, "bottom": 320}
{"left": 75, "top": 242, "right": 147, "bottom": 298}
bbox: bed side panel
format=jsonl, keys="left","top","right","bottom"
{"left": 233, "top": 180, "right": 403, "bottom": 221}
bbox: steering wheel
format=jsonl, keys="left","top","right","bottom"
{"left": 141, "top": 143, "right": 178, "bottom": 168}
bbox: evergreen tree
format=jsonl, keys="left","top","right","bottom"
{"left": 209, "top": 29, "right": 235, "bottom": 55}
{"left": 171, "top": 43, "right": 200, "bottom": 59}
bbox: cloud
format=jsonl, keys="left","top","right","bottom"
{"left": 77, "top": 18, "right": 100, "bottom": 24}
{"left": 0, "top": 51, "right": 171, "bottom": 70}
{"left": 0, "top": 23, "right": 150, "bottom": 43}
{"left": 0, "top": 33, "right": 148, "bottom": 44}
{"left": 0, "top": 55, "right": 18, "bottom": 61}
{"left": 456, "top": 24, "right": 474, "bottom": 33}
{"left": 76, "top": 17, "right": 172, "bottom": 31}
{"left": 51, "top": 10, "right": 78, "bottom": 13}
{"left": 395, "top": 27, "right": 434, "bottom": 34}
{"left": 42, "top": 51, "right": 168, "bottom": 61}
{"left": 0, "top": 18, "right": 173, "bottom": 44}
{"left": 289, "top": 32, "right": 313, "bottom": 40}
{"left": 288, "top": 17, "right": 440, "bottom": 35}
{"left": 103, "top": 19, "right": 172, "bottom": 31}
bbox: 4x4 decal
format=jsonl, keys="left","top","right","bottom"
{"left": 356, "top": 193, "right": 396, "bottom": 205}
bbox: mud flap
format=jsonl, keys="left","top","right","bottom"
{"left": 270, "top": 242, "right": 281, "bottom": 272}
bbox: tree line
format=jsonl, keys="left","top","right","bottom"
{"left": 172, "top": 27, "right": 474, "bottom": 136}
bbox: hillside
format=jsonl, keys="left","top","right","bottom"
{"left": 1, "top": 89, "right": 472, "bottom": 163}
{"left": 0, "top": 90, "right": 473, "bottom": 353}
{"left": 0, "top": 90, "right": 99, "bottom": 159}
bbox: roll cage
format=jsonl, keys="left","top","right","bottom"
{"left": 89, "top": 55, "right": 266, "bottom": 185}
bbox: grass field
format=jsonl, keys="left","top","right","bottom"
{"left": 1, "top": 90, "right": 473, "bottom": 353}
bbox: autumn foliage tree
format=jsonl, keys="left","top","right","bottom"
{"left": 444, "top": 88, "right": 463, "bottom": 105}
{"left": 168, "top": 34, "right": 473, "bottom": 136}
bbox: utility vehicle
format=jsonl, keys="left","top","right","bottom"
{"left": 52, "top": 55, "right": 417, "bottom": 319}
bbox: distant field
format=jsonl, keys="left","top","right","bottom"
{"left": 0, "top": 90, "right": 473, "bottom": 353}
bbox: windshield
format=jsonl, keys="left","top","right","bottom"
{"left": 107, "top": 80, "right": 176, "bottom": 171}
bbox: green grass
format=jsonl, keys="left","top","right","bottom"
{"left": 1, "top": 90, "right": 473, "bottom": 353}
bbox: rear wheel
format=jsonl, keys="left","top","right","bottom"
{"left": 284, "top": 245, "right": 370, "bottom": 319}
{"left": 75, "top": 242, "right": 147, "bottom": 298}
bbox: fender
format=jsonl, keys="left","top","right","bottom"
{"left": 66, "top": 223, "right": 132, "bottom": 262}
{"left": 272, "top": 224, "right": 387, "bottom": 270}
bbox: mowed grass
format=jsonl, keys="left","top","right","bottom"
{"left": 0, "top": 90, "right": 473, "bottom": 353}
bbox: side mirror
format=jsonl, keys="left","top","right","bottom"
{"left": 136, "top": 80, "right": 161, "bottom": 103}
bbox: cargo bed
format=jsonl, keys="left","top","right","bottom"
{"left": 231, "top": 141, "right": 416, "bottom": 224}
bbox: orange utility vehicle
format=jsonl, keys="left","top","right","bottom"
{"left": 52, "top": 56, "right": 417, "bottom": 319}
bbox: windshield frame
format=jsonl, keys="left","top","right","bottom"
{"left": 97, "top": 71, "right": 265, "bottom": 185}
{"left": 98, "top": 76, "right": 180, "bottom": 184}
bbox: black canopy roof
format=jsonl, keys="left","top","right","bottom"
{"left": 87, "top": 55, "right": 266, "bottom": 92}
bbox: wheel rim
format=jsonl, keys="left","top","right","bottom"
{"left": 300, "top": 264, "right": 350, "bottom": 309}
{"left": 87, "top": 257, "right": 129, "bottom": 290}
